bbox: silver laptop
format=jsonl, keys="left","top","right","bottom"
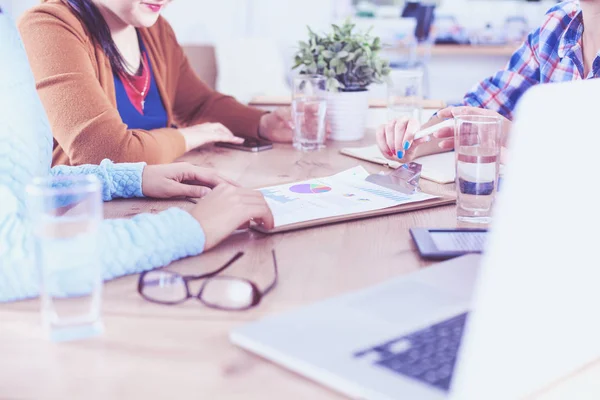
{"left": 231, "top": 79, "right": 600, "bottom": 400}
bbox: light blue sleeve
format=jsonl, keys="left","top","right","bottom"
{"left": 51, "top": 160, "right": 146, "bottom": 201}
{"left": 0, "top": 13, "right": 206, "bottom": 303}
{"left": 0, "top": 205, "right": 206, "bottom": 302}
{"left": 100, "top": 208, "right": 205, "bottom": 281}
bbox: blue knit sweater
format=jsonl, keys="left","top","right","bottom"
{"left": 0, "top": 14, "right": 206, "bottom": 302}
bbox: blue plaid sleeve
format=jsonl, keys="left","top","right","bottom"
{"left": 462, "top": 30, "right": 541, "bottom": 120}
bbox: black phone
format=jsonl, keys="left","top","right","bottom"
{"left": 410, "top": 228, "right": 488, "bottom": 260}
{"left": 215, "top": 137, "right": 273, "bottom": 152}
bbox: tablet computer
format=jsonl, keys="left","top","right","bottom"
{"left": 410, "top": 228, "right": 488, "bottom": 260}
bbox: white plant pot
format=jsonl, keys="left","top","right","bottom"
{"left": 327, "top": 90, "right": 369, "bottom": 141}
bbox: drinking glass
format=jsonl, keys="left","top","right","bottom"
{"left": 26, "top": 175, "right": 104, "bottom": 342}
{"left": 387, "top": 68, "right": 424, "bottom": 122}
{"left": 292, "top": 74, "right": 328, "bottom": 151}
{"left": 454, "top": 115, "right": 502, "bottom": 224}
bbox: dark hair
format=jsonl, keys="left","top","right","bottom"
{"left": 65, "top": 0, "right": 128, "bottom": 75}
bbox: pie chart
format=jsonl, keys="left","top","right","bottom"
{"left": 289, "top": 183, "right": 332, "bottom": 194}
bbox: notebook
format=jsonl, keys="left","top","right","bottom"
{"left": 340, "top": 145, "right": 456, "bottom": 184}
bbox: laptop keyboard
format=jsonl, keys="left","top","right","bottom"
{"left": 353, "top": 312, "right": 468, "bottom": 392}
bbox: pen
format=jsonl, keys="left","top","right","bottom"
{"left": 413, "top": 119, "right": 455, "bottom": 141}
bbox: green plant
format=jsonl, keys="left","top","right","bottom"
{"left": 292, "top": 20, "right": 391, "bottom": 92}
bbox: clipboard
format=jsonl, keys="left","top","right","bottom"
{"left": 252, "top": 164, "right": 455, "bottom": 234}
{"left": 252, "top": 196, "right": 454, "bottom": 233}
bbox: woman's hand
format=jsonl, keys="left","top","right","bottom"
{"left": 376, "top": 117, "right": 422, "bottom": 162}
{"left": 142, "top": 162, "right": 238, "bottom": 199}
{"left": 179, "top": 122, "right": 244, "bottom": 151}
{"left": 258, "top": 107, "right": 294, "bottom": 142}
{"left": 375, "top": 106, "right": 511, "bottom": 163}
{"left": 376, "top": 115, "right": 453, "bottom": 163}
{"left": 189, "top": 184, "right": 275, "bottom": 250}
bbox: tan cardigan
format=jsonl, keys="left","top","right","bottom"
{"left": 18, "top": 0, "right": 265, "bottom": 166}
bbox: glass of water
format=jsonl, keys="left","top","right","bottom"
{"left": 454, "top": 115, "right": 502, "bottom": 224}
{"left": 387, "top": 68, "right": 424, "bottom": 122}
{"left": 292, "top": 74, "right": 328, "bottom": 151}
{"left": 26, "top": 175, "right": 104, "bottom": 342}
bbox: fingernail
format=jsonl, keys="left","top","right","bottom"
{"left": 403, "top": 141, "right": 411, "bottom": 150}
{"left": 397, "top": 150, "right": 404, "bottom": 159}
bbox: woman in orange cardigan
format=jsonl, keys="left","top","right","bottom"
{"left": 19, "top": 0, "right": 293, "bottom": 166}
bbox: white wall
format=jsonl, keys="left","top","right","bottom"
{"left": 1, "top": 0, "right": 35, "bottom": 19}
{"left": 161, "top": 0, "right": 560, "bottom": 102}
{"left": 436, "top": 0, "right": 557, "bottom": 30}
{"left": 3, "top": 0, "right": 564, "bottom": 102}
{"left": 162, "top": 0, "right": 336, "bottom": 48}
{"left": 161, "top": 0, "right": 249, "bottom": 44}
{"left": 2, "top": 0, "right": 560, "bottom": 36}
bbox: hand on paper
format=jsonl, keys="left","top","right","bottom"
{"left": 189, "top": 184, "right": 274, "bottom": 250}
{"left": 142, "top": 162, "right": 238, "bottom": 199}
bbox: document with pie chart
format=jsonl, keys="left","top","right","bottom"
{"left": 259, "top": 166, "right": 437, "bottom": 227}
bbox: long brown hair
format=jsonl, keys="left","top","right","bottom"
{"left": 64, "top": 0, "right": 129, "bottom": 75}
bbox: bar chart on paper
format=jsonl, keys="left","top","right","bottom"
{"left": 258, "top": 167, "right": 437, "bottom": 227}
{"left": 359, "top": 187, "right": 411, "bottom": 203}
{"left": 261, "top": 189, "right": 297, "bottom": 204}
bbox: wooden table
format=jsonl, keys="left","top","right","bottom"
{"left": 1, "top": 132, "right": 598, "bottom": 400}
{"left": 248, "top": 96, "right": 447, "bottom": 111}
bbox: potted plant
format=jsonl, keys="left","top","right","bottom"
{"left": 293, "top": 20, "right": 391, "bottom": 141}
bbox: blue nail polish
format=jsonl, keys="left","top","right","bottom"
{"left": 403, "top": 141, "right": 411, "bottom": 150}
{"left": 397, "top": 150, "right": 404, "bottom": 159}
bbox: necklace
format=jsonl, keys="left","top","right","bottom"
{"left": 122, "top": 53, "right": 150, "bottom": 111}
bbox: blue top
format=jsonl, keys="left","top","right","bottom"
{"left": 113, "top": 39, "right": 168, "bottom": 130}
{"left": 0, "top": 15, "right": 206, "bottom": 302}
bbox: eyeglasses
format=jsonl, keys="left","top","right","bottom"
{"left": 138, "top": 250, "right": 278, "bottom": 311}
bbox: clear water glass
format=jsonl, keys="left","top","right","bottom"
{"left": 387, "top": 68, "right": 424, "bottom": 122}
{"left": 454, "top": 115, "right": 502, "bottom": 224}
{"left": 292, "top": 75, "right": 328, "bottom": 151}
{"left": 26, "top": 175, "right": 104, "bottom": 342}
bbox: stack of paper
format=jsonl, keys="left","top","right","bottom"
{"left": 259, "top": 166, "right": 437, "bottom": 228}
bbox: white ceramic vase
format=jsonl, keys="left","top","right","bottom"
{"left": 327, "top": 89, "right": 369, "bottom": 141}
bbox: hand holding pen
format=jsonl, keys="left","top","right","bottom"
{"left": 376, "top": 106, "right": 510, "bottom": 163}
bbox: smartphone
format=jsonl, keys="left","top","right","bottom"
{"left": 410, "top": 228, "right": 488, "bottom": 260}
{"left": 215, "top": 137, "right": 273, "bottom": 152}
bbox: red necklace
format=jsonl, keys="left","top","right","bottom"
{"left": 122, "top": 53, "right": 150, "bottom": 111}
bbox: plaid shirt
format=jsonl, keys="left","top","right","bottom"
{"left": 462, "top": 1, "right": 600, "bottom": 120}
